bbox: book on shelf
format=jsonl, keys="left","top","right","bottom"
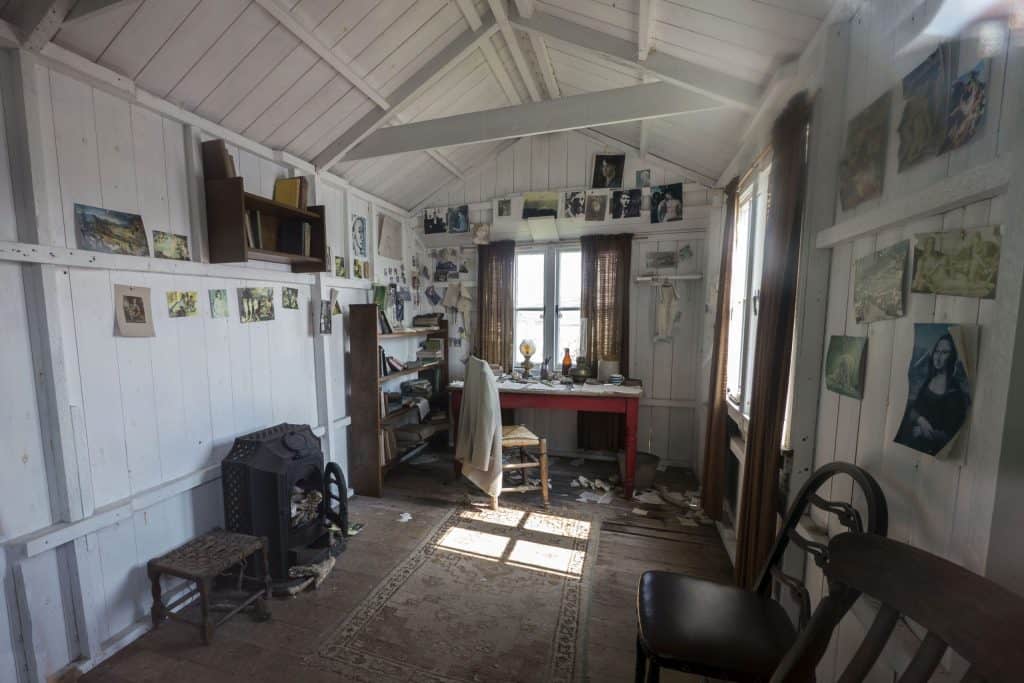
{"left": 412, "top": 313, "right": 443, "bottom": 327}
{"left": 386, "top": 356, "right": 405, "bottom": 372}
{"left": 378, "top": 309, "right": 393, "bottom": 334}
{"left": 379, "top": 346, "right": 389, "bottom": 377}
{"left": 244, "top": 211, "right": 255, "bottom": 248}
{"left": 272, "top": 177, "right": 308, "bottom": 209}
{"left": 276, "top": 220, "right": 303, "bottom": 255}
{"left": 416, "top": 350, "right": 443, "bottom": 361}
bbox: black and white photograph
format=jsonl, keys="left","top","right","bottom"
{"left": 610, "top": 189, "right": 642, "bottom": 219}
{"left": 424, "top": 207, "right": 447, "bottom": 234}
{"left": 563, "top": 191, "right": 586, "bottom": 219}
{"left": 447, "top": 205, "right": 469, "bottom": 233}
{"left": 591, "top": 154, "right": 625, "bottom": 188}
{"left": 522, "top": 192, "right": 559, "bottom": 219}
{"left": 584, "top": 192, "right": 607, "bottom": 221}
{"left": 114, "top": 284, "right": 155, "bottom": 337}
{"left": 497, "top": 199, "right": 511, "bottom": 217}
{"left": 636, "top": 169, "right": 651, "bottom": 187}
{"left": 650, "top": 183, "right": 684, "bottom": 223}
{"left": 351, "top": 213, "right": 368, "bottom": 258}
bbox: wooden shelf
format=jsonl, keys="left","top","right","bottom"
{"left": 248, "top": 249, "right": 323, "bottom": 266}
{"left": 379, "top": 361, "right": 441, "bottom": 383}
{"left": 379, "top": 327, "right": 442, "bottom": 339}
{"left": 243, "top": 192, "right": 321, "bottom": 221}
{"left": 382, "top": 404, "right": 418, "bottom": 423}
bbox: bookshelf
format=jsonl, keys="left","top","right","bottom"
{"left": 201, "top": 140, "right": 327, "bottom": 273}
{"left": 348, "top": 304, "right": 448, "bottom": 496}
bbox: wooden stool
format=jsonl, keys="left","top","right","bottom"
{"left": 493, "top": 425, "right": 549, "bottom": 510}
{"left": 147, "top": 529, "right": 271, "bottom": 645}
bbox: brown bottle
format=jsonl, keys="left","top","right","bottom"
{"left": 561, "top": 348, "right": 572, "bottom": 376}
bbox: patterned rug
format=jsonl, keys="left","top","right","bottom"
{"left": 310, "top": 503, "right": 598, "bottom": 682}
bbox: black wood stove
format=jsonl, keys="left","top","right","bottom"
{"left": 221, "top": 424, "right": 348, "bottom": 589}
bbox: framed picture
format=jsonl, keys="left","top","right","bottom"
{"left": 584, "top": 192, "right": 607, "bottom": 221}
{"left": 650, "top": 183, "right": 683, "bottom": 223}
{"left": 591, "top": 154, "right": 625, "bottom": 188}
{"left": 854, "top": 241, "right": 908, "bottom": 323}
{"left": 424, "top": 207, "right": 447, "bottom": 234}
{"left": 447, "top": 205, "right": 470, "bottom": 233}
{"left": 636, "top": 169, "right": 651, "bottom": 187}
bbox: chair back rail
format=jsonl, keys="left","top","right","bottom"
{"left": 772, "top": 533, "right": 1024, "bottom": 683}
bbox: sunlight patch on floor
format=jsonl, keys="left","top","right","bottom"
{"left": 523, "top": 512, "right": 591, "bottom": 540}
{"left": 437, "top": 526, "right": 510, "bottom": 559}
{"left": 458, "top": 507, "right": 526, "bottom": 527}
{"left": 507, "top": 539, "right": 585, "bottom": 578}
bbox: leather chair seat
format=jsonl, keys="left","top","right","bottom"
{"left": 637, "top": 571, "right": 797, "bottom": 679}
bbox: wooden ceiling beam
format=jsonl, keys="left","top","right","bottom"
{"left": 486, "top": 0, "right": 543, "bottom": 102}
{"left": 637, "top": 0, "right": 656, "bottom": 62}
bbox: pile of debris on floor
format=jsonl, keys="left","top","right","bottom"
{"left": 631, "top": 486, "right": 714, "bottom": 527}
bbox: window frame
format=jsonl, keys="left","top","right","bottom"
{"left": 513, "top": 243, "right": 582, "bottom": 370}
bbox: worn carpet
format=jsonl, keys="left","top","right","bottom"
{"left": 309, "top": 503, "right": 598, "bottom": 682}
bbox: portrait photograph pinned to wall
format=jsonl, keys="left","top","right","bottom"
{"left": 497, "top": 199, "right": 511, "bottom": 217}
{"left": 636, "top": 169, "right": 651, "bottom": 187}
{"left": 351, "top": 213, "right": 368, "bottom": 258}
{"left": 282, "top": 287, "right": 299, "bottom": 310}
{"left": 854, "top": 240, "right": 908, "bottom": 323}
{"left": 897, "top": 44, "right": 955, "bottom": 171}
{"left": 424, "top": 207, "right": 447, "bottom": 234}
{"left": 447, "top": 205, "right": 470, "bottom": 233}
{"left": 584, "top": 192, "right": 607, "bottom": 221}
{"left": 563, "top": 191, "right": 586, "bottom": 219}
{"left": 152, "top": 231, "right": 190, "bottom": 260}
{"left": 825, "top": 335, "right": 868, "bottom": 399}
{"left": 591, "top": 154, "right": 625, "bottom": 188}
{"left": 75, "top": 203, "right": 150, "bottom": 257}
{"left": 650, "top": 183, "right": 683, "bottom": 223}
{"left": 838, "top": 91, "right": 891, "bottom": 211}
{"left": 209, "top": 289, "right": 229, "bottom": 319}
{"left": 166, "top": 291, "right": 198, "bottom": 318}
{"left": 522, "top": 192, "right": 559, "bottom": 219}
{"left": 114, "top": 284, "right": 155, "bottom": 337}
{"left": 912, "top": 225, "right": 1000, "bottom": 298}
{"left": 894, "top": 323, "right": 973, "bottom": 457}
{"left": 610, "top": 189, "right": 642, "bottom": 219}
{"left": 939, "top": 59, "right": 990, "bottom": 153}
{"left": 239, "top": 287, "right": 275, "bottom": 323}
{"left": 319, "top": 300, "right": 332, "bottom": 334}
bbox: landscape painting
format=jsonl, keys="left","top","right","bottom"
{"left": 153, "top": 231, "right": 190, "bottom": 260}
{"left": 854, "top": 240, "right": 908, "bottom": 323}
{"left": 239, "top": 287, "right": 275, "bottom": 323}
{"left": 166, "top": 291, "right": 199, "bottom": 318}
{"left": 75, "top": 203, "right": 149, "bottom": 256}
{"left": 825, "top": 335, "right": 868, "bottom": 399}
{"left": 912, "top": 226, "right": 1000, "bottom": 298}
{"left": 522, "top": 192, "right": 559, "bottom": 219}
{"left": 838, "top": 91, "right": 891, "bottom": 211}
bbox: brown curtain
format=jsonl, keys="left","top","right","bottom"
{"left": 735, "top": 93, "right": 812, "bottom": 589}
{"left": 577, "top": 234, "right": 632, "bottom": 450}
{"left": 701, "top": 177, "right": 739, "bottom": 522}
{"left": 475, "top": 240, "right": 516, "bottom": 372}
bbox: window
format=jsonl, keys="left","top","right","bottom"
{"left": 514, "top": 246, "right": 582, "bottom": 369}
{"left": 726, "top": 162, "right": 772, "bottom": 415}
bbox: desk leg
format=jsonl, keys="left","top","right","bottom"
{"left": 450, "top": 392, "right": 462, "bottom": 480}
{"left": 624, "top": 398, "right": 639, "bottom": 499}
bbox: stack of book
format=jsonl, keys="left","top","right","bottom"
{"left": 416, "top": 338, "right": 443, "bottom": 361}
{"left": 379, "top": 347, "right": 408, "bottom": 377}
{"left": 412, "top": 313, "right": 443, "bottom": 328}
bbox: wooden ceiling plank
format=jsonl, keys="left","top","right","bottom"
{"left": 637, "top": 0, "right": 655, "bottom": 61}
{"left": 486, "top": 0, "right": 542, "bottom": 102}
{"left": 528, "top": 32, "right": 560, "bottom": 98}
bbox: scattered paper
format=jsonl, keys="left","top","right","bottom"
{"left": 397, "top": 512, "right": 413, "bottom": 523}
{"left": 570, "top": 480, "right": 581, "bottom": 488}
{"left": 631, "top": 508, "right": 649, "bottom": 517}
{"left": 593, "top": 479, "right": 611, "bottom": 492}
{"left": 577, "top": 491, "right": 613, "bottom": 504}
{"left": 632, "top": 490, "right": 665, "bottom": 505}
{"left": 347, "top": 522, "right": 365, "bottom": 536}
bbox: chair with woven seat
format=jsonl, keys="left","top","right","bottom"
{"left": 773, "top": 532, "right": 1024, "bottom": 682}
{"left": 635, "top": 462, "right": 888, "bottom": 682}
{"left": 492, "top": 424, "right": 549, "bottom": 510}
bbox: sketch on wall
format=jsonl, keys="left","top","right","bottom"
{"left": 351, "top": 213, "right": 368, "bottom": 258}
{"left": 563, "top": 191, "right": 586, "bottom": 219}
{"left": 825, "top": 335, "right": 868, "bottom": 399}
{"left": 650, "top": 183, "right": 683, "bottom": 223}
{"left": 591, "top": 154, "right": 625, "bottom": 188}
{"left": 610, "top": 189, "right": 642, "bottom": 219}
{"left": 166, "top": 290, "right": 199, "bottom": 318}
{"left": 939, "top": 59, "right": 990, "bottom": 153}
{"left": 898, "top": 44, "right": 955, "bottom": 171}
{"left": 854, "top": 240, "right": 908, "bottom": 323}
{"left": 838, "top": 91, "right": 891, "bottom": 211}
{"left": 114, "top": 284, "right": 155, "bottom": 337}
{"left": 911, "top": 226, "right": 1000, "bottom": 298}
{"left": 378, "top": 214, "right": 403, "bottom": 260}
{"left": 894, "top": 323, "right": 972, "bottom": 457}
{"left": 75, "top": 203, "right": 150, "bottom": 256}
{"left": 209, "top": 289, "right": 229, "bottom": 318}
{"left": 153, "top": 231, "right": 190, "bottom": 260}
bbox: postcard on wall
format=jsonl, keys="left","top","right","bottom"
{"left": 114, "top": 284, "right": 155, "bottom": 337}
{"left": 563, "top": 191, "right": 586, "bottom": 219}
{"left": 319, "top": 300, "right": 332, "bottom": 334}
{"left": 239, "top": 287, "right": 275, "bottom": 323}
{"left": 522, "top": 192, "right": 559, "bottom": 219}
{"left": 497, "top": 199, "right": 511, "bottom": 217}
{"left": 898, "top": 44, "right": 955, "bottom": 171}
{"left": 611, "top": 189, "right": 642, "bottom": 219}
{"left": 424, "top": 207, "right": 447, "bottom": 234}
{"left": 352, "top": 213, "right": 369, "bottom": 258}
{"left": 591, "top": 154, "right": 625, "bottom": 188}
{"left": 282, "top": 286, "right": 299, "bottom": 310}
{"left": 75, "top": 203, "right": 150, "bottom": 257}
{"left": 894, "top": 323, "right": 973, "bottom": 457}
{"left": 838, "top": 91, "right": 891, "bottom": 211}
{"left": 646, "top": 251, "right": 678, "bottom": 269}
{"left": 911, "top": 225, "right": 1000, "bottom": 298}
{"left": 854, "top": 240, "right": 908, "bottom": 323}
{"left": 209, "top": 289, "right": 229, "bottom": 319}
{"left": 939, "top": 59, "right": 990, "bottom": 154}
{"left": 153, "top": 230, "right": 190, "bottom": 261}
{"left": 334, "top": 255, "right": 346, "bottom": 278}
{"left": 636, "top": 169, "right": 651, "bottom": 187}
{"left": 166, "top": 290, "right": 198, "bottom": 318}
{"left": 378, "top": 213, "right": 403, "bottom": 260}
{"left": 825, "top": 335, "right": 868, "bottom": 399}
{"left": 447, "top": 205, "right": 470, "bottom": 233}
{"left": 584, "top": 192, "right": 607, "bottom": 221}
{"left": 650, "top": 183, "right": 683, "bottom": 223}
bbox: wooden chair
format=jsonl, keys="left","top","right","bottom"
{"left": 635, "top": 462, "right": 887, "bottom": 682}
{"left": 492, "top": 424, "right": 549, "bottom": 510}
{"left": 773, "top": 532, "right": 1024, "bottom": 682}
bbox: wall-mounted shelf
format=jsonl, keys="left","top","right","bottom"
{"left": 379, "top": 361, "right": 441, "bottom": 384}
{"left": 379, "top": 327, "right": 442, "bottom": 339}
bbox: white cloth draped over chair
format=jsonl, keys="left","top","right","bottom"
{"left": 455, "top": 356, "right": 503, "bottom": 499}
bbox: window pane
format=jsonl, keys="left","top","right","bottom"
{"left": 558, "top": 251, "right": 581, "bottom": 308}
{"left": 743, "top": 166, "right": 771, "bottom": 414}
{"left": 515, "top": 253, "right": 545, "bottom": 308}
{"left": 726, "top": 192, "right": 752, "bottom": 402}
{"left": 514, "top": 309, "right": 545, "bottom": 364}
{"left": 557, "top": 309, "right": 581, "bottom": 362}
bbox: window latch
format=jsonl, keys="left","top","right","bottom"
{"left": 753, "top": 292, "right": 760, "bottom": 316}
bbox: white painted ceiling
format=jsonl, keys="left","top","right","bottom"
{"left": 36, "top": 0, "right": 833, "bottom": 209}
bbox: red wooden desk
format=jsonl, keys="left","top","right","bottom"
{"left": 448, "top": 384, "right": 642, "bottom": 498}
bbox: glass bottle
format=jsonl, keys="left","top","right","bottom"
{"left": 561, "top": 348, "right": 572, "bottom": 376}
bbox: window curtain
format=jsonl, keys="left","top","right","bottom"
{"left": 475, "top": 240, "right": 516, "bottom": 372}
{"left": 735, "top": 92, "right": 812, "bottom": 589}
{"left": 577, "top": 234, "right": 632, "bottom": 450}
{"left": 700, "top": 177, "right": 740, "bottom": 522}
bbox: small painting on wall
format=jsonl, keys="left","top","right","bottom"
{"left": 897, "top": 44, "right": 955, "bottom": 171}
{"left": 282, "top": 287, "right": 299, "bottom": 310}
{"left": 319, "top": 300, "right": 332, "bottom": 334}
{"left": 636, "top": 169, "right": 651, "bottom": 187}
{"left": 239, "top": 287, "right": 275, "bottom": 323}
{"left": 497, "top": 199, "right": 511, "bottom": 217}
{"left": 153, "top": 230, "right": 190, "bottom": 260}
{"left": 646, "top": 251, "right": 678, "bottom": 269}
{"left": 447, "top": 205, "right": 470, "bottom": 233}
{"left": 650, "top": 183, "right": 683, "bottom": 223}
{"left": 894, "top": 323, "right": 972, "bottom": 457}
{"left": 854, "top": 240, "right": 908, "bottom": 323}
{"left": 377, "top": 214, "right": 403, "bottom": 260}
{"left": 912, "top": 225, "right": 1000, "bottom": 298}
{"left": 591, "top": 154, "right": 625, "bottom": 188}
{"left": 351, "top": 213, "right": 368, "bottom": 258}
{"left": 353, "top": 260, "right": 363, "bottom": 279}
{"left": 610, "top": 189, "right": 641, "bottom": 219}
{"left": 166, "top": 290, "right": 198, "bottom": 318}
{"left": 75, "top": 203, "right": 149, "bottom": 256}
{"left": 825, "top": 335, "right": 867, "bottom": 399}
{"left": 938, "top": 59, "right": 989, "bottom": 153}
{"left": 334, "top": 256, "right": 346, "bottom": 278}
{"left": 838, "top": 91, "right": 891, "bottom": 211}
{"left": 522, "top": 192, "right": 559, "bottom": 219}
{"left": 563, "top": 191, "right": 586, "bottom": 219}
{"left": 209, "top": 289, "right": 229, "bottom": 319}
{"left": 114, "top": 284, "right": 155, "bottom": 337}
{"left": 424, "top": 207, "right": 447, "bottom": 234}
{"left": 584, "top": 192, "right": 607, "bottom": 221}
